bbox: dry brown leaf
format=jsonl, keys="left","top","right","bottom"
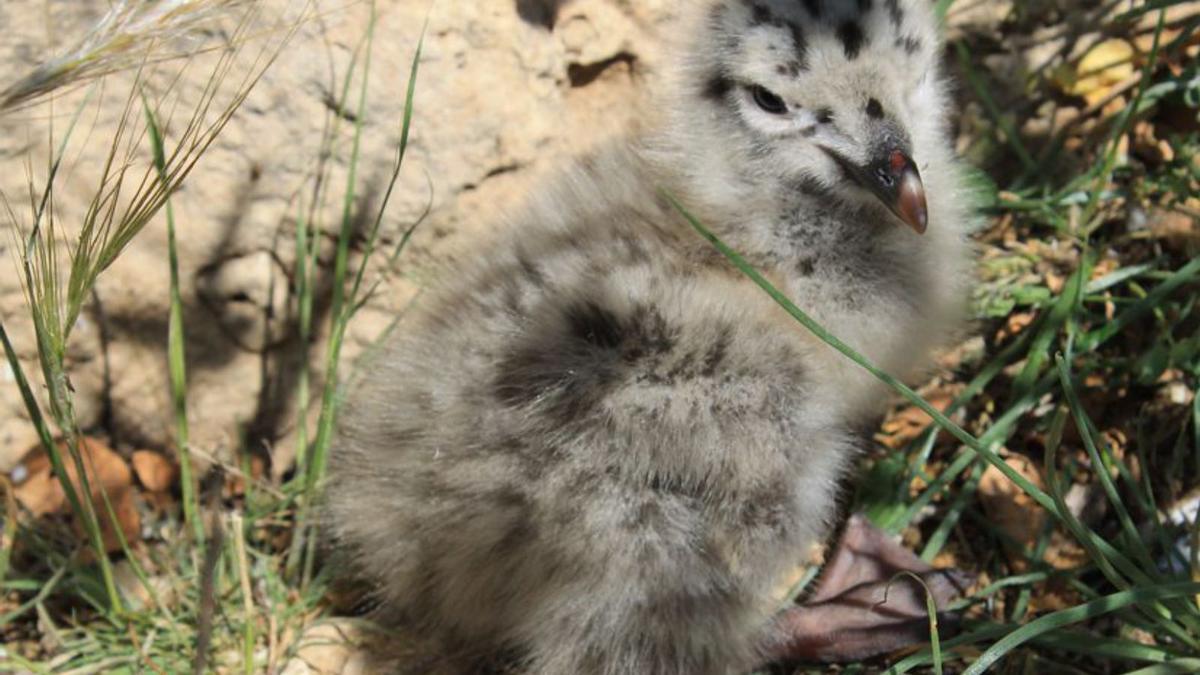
{"left": 979, "top": 453, "right": 1090, "bottom": 573}
{"left": 223, "top": 454, "right": 267, "bottom": 499}
{"left": 97, "top": 488, "right": 141, "bottom": 554}
{"left": 1132, "top": 121, "right": 1170, "bottom": 165}
{"left": 1091, "top": 257, "right": 1119, "bottom": 280}
{"left": 995, "top": 311, "right": 1036, "bottom": 342}
{"left": 1133, "top": 28, "right": 1186, "bottom": 56}
{"left": 1028, "top": 575, "right": 1084, "bottom": 613}
{"left": 131, "top": 450, "right": 177, "bottom": 493}
{"left": 1064, "top": 39, "right": 1136, "bottom": 106}
{"left": 1148, "top": 210, "right": 1200, "bottom": 255}
{"left": 11, "top": 436, "right": 139, "bottom": 553}
{"left": 13, "top": 437, "right": 129, "bottom": 516}
{"left": 878, "top": 393, "right": 955, "bottom": 449}
{"left": 1044, "top": 270, "right": 1065, "bottom": 294}
{"left": 978, "top": 453, "right": 1046, "bottom": 571}
{"left": 1043, "top": 530, "right": 1090, "bottom": 571}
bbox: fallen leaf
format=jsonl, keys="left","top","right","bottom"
{"left": 224, "top": 454, "right": 267, "bottom": 499}
{"left": 1090, "top": 257, "right": 1119, "bottom": 280}
{"left": 1148, "top": 210, "right": 1200, "bottom": 255}
{"left": 131, "top": 450, "right": 177, "bottom": 493}
{"left": 878, "top": 393, "right": 955, "bottom": 449}
{"left": 978, "top": 453, "right": 1088, "bottom": 572}
{"left": 995, "top": 311, "right": 1036, "bottom": 342}
{"left": 1132, "top": 121, "right": 1174, "bottom": 165}
{"left": 978, "top": 453, "right": 1046, "bottom": 571}
{"left": 1065, "top": 39, "right": 1136, "bottom": 106}
{"left": 10, "top": 436, "right": 139, "bottom": 553}
{"left": 1028, "top": 575, "right": 1084, "bottom": 613}
{"left": 1132, "top": 27, "right": 1186, "bottom": 57}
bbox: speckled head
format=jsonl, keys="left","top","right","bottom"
{"left": 662, "top": 0, "right": 948, "bottom": 234}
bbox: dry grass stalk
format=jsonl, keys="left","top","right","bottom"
{"left": 0, "top": 0, "right": 253, "bottom": 111}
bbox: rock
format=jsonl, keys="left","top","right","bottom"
{"left": 113, "top": 558, "right": 178, "bottom": 612}
{"left": 0, "top": 0, "right": 672, "bottom": 470}
{"left": 279, "top": 620, "right": 371, "bottom": 675}
{"left": 945, "top": 0, "right": 1014, "bottom": 40}
{"left": 197, "top": 250, "right": 294, "bottom": 352}
{"left": 0, "top": 410, "right": 39, "bottom": 473}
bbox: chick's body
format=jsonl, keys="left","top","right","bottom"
{"left": 327, "top": 1, "right": 973, "bottom": 673}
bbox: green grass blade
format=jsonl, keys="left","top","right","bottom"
{"left": 1122, "top": 659, "right": 1200, "bottom": 675}
{"left": 143, "top": 94, "right": 204, "bottom": 545}
{"left": 962, "top": 583, "right": 1200, "bottom": 675}
{"left": 296, "top": 6, "right": 427, "bottom": 587}
{"left": 1056, "top": 355, "right": 1159, "bottom": 575}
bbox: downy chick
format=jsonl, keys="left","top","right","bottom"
{"left": 327, "top": 0, "right": 974, "bottom": 672}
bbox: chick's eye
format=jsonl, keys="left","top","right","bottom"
{"left": 750, "top": 85, "right": 788, "bottom": 115}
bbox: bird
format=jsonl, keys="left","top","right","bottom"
{"left": 324, "top": 0, "right": 975, "bottom": 673}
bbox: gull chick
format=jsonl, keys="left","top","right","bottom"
{"left": 326, "top": 0, "right": 975, "bottom": 672}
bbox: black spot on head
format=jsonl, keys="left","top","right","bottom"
{"left": 776, "top": 60, "right": 802, "bottom": 77}
{"left": 816, "top": 108, "right": 833, "bottom": 124}
{"left": 837, "top": 21, "right": 865, "bottom": 59}
{"left": 884, "top": 0, "right": 904, "bottom": 27}
{"left": 787, "top": 22, "right": 808, "bottom": 67}
{"left": 748, "top": 2, "right": 773, "bottom": 25}
{"left": 797, "top": 257, "right": 816, "bottom": 276}
{"left": 702, "top": 73, "right": 734, "bottom": 102}
{"left": 744, "top": 2, "right": 807, "bottom": 69}
{"left": 866, "top": 97, "right": 883, "bottom": 118}
{"left": 898, "top": 35, "right": 922, "bottom": 55}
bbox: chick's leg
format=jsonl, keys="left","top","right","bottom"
{"left": 758, "top": 514, "right": 973, "bottom": 664}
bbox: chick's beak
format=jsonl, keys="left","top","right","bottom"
{"left": 880, "top": 150, "right": 928, "bottom": 234}
{"left": 825, "top": 146, "right": 928, "bottom": 234}
{"left": 866, "top": 149, "right": 927, "bottom": 234}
